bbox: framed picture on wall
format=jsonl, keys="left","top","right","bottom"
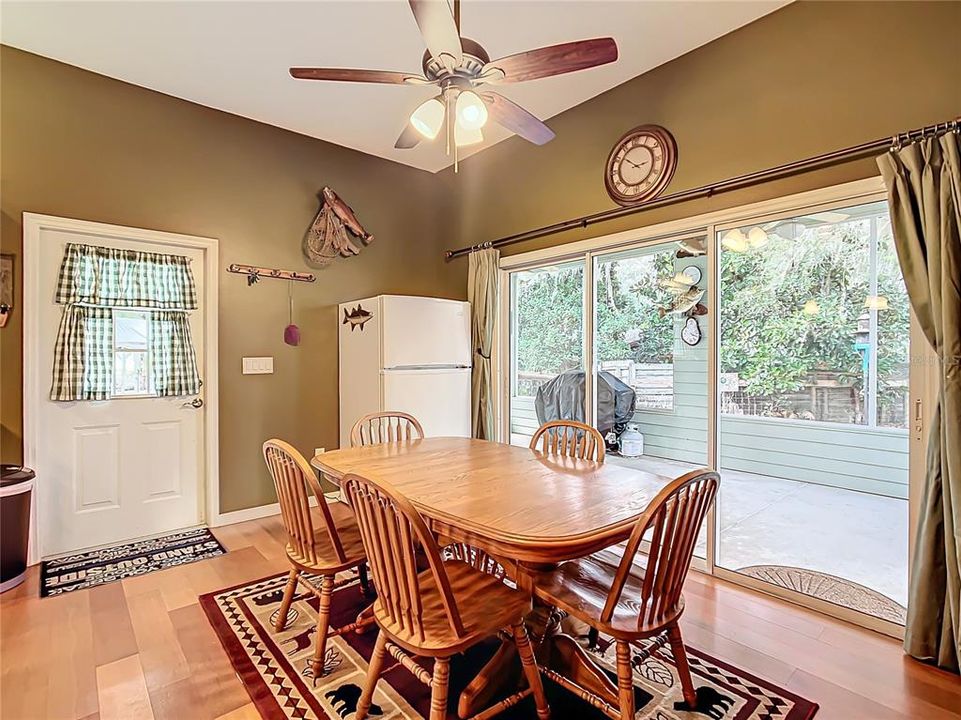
{"left": 0, "top": 253, "right": 13, "bottom": 328}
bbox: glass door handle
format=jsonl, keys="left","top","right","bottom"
{"left": 182, "top": 398, "right": 204, "bottom": 409}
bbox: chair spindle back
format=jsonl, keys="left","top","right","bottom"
{"left": 262, "top": 439, "right": 348, "bottom": 566}
{"left": 529, "top": 420, "right": 606, "bottom": 462}
{"left": 343, "top": 472, "right": 464, "bottom": 643}
{"left": 602, "top": 469, "right": 718, "bottom": 629}
{"left": 350, "top": 412, "right": 425, "bottom": 447}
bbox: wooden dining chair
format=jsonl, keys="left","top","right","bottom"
{"left": 530, "top": 469, "right": 719, "bottom": 719}
{"left": 529, "top": 420, "right": 606, "bottom": 462}
{"left": 262, "top": 439, "right": 371, "bottom": 680}
{"left": 342, "top": 472, "right": 551, "bottom": 720}
{"left": 531, "top": 419, "right": 608, "bottom": 647}
{"left": 350, "top": 411, "right": 424, "bottom": 447}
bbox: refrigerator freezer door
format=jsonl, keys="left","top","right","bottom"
{"left": 382, "top": 368, "right": 471, "bottom": 438}
{"left": 381, "top": 296, "right": 471, "bottom": 369}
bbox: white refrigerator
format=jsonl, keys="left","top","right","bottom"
{"left": 338, "top": 295, "right": 472, "bottom": 448}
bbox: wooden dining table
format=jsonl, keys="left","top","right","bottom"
{"left": 311, "top": 436, "right": 674, "bottom": 717}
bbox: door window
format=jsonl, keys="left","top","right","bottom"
{"left": 112, "top": 310, "right": 155, "bottom": 397}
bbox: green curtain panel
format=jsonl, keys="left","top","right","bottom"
{"left": 149, "top": 311, "right": 201, "bottom": 397}
{"left": 51, "top": 243, "right": 201, "bottom": 401}
{"left": 50, "top": 305, "right": 114, "bottom": 401}
{"left": 878, "top": 131, "right": 961, "bottom": 673}
{"left": 55, "top": 242, "right": 198, "bottom": 310}
{"left": 468, "top": 248, "right": 500, "bottom": 440}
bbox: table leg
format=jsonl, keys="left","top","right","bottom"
{"left": 457, "top": 639, "right": 518, "bottom": 719}
{"left": 458, "top": 597, "right": 620, "bottom": 719}
{"left": 544, "top": 633, "right": 619, "bottom": 702}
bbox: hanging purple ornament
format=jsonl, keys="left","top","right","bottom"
{"left": 284, "top": 280, "right": 300, "bottom": 346}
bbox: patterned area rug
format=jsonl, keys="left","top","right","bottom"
{"left": 738, "top": 565, "right": 906, "bottom": 625}
{"left": 200, "top": 571, "right": 818, "bottom": 720}
{"left": 40, "top": 527, "right": 226, "bottom": 597}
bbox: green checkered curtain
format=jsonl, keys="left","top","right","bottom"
{"left": 149, "top": 311, "right": 201, "bottom": 396}
{"left": 51, "top": 243, "right": 201, "bottom": 400}
{"left": 50, "top": 306, "right": 114, "bottom": 401}
{"left": 55, "top": 243, "right": 197, "bottom": 310}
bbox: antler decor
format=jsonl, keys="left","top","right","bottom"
{"left": 303, "top": 187, "right": 374, "bottom": 268}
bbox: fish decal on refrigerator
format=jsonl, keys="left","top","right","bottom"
{"left": 342, "top": 304, "right": 374, "bottom": 332}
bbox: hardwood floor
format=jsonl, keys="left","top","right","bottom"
{"left": 1, "top": 514, "right": 958, "bottom": 720}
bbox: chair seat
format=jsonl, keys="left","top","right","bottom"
{"left": 531, "top": 551, "right": 683, "bottom": 640}
{"left": 374, "top": 559, "right": 531, "bottom": 656}
{"left": 286, "top": 501, "right": 367, "bottom": 573}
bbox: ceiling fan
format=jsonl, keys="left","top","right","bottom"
{"left": 289, "top": 0, "right": 618, "bottom": 170}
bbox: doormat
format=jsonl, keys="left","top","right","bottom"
{"left": 201, "top": 571, "right": 819, "bottom": 720}
{"left": 40, "top": 527, "right": 226, "bottom": 597}
{"left": 738, "top": 565, "right": 906, "bottom": 625}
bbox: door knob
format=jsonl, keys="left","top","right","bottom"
{"left": 182, "top": 398, "right": 204, "bottom": 409}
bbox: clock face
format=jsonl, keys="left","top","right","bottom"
{"left": 605, "top": 125, "right": 677, "bottom": 206}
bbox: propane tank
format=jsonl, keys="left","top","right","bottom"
{"left": 619, "top": 425, "right": 645, "bottom": 458}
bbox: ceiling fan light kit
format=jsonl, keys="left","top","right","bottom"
{"left": 410, "top": 97, "right": 445, "bottom": 139}
{"left": 289, "top": 0, "right": 618, "bottom": 172}
{"left": 455, "top": 89, "right": 488, "bottom": 130}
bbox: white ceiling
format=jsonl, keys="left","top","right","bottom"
{"left": 1, "top": 1, "right": 789, "bottom": 173}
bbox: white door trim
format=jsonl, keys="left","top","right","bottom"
{"left": 22, "top": 212, "right": 220, "bottom": 563}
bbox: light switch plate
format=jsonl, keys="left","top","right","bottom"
{"left": 242, "top": 356, "right": 274, "bottom": 374}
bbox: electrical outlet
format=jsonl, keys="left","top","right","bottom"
{"left": 314, "top": 447, "right": 325, "bottom": 456}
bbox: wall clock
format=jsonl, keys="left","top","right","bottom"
{"left": 605, "top": 125, "right": 678, "bottom": 206}
{"left": 681, "top": 265, "right": 701, "bottom": 286}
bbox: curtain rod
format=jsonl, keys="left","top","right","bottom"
{"left": 445, "top": 117, "right": 959, "bottom": 260}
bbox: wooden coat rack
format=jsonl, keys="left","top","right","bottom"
{"left": 227, "top": 264, "right": 316, "bottom": 286}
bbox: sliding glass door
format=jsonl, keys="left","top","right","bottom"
{"left": 590, "top": 238, "right": 710, "bottom": 559}
{"left": 502, "top": 182, "right": 920, "bottom": 634}
{"left": 715, "top": 201, "right": 910, "bottom": 625}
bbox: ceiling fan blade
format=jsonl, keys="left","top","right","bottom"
{"left": 289, "top": 67, "right": 425, "bottom": 84}
{"left": 482, "top": 92, "right": 555, "bottom": 146}
{"left": 394, "top": 124, "right": 422, "bottom": 149}
{"left": 408, "top": 0, "right": 463, "bottom": 69}
{"left": 481, "top": 37, "right": 617, "bottom": 84}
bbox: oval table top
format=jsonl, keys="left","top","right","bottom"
{"left": 311, "top": 437, "right": 675, "bottom": 564}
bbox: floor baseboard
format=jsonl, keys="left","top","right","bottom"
{"left": 210, "top": 493, "right": 336, "bottom": 527}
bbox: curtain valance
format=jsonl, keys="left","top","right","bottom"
{"left": 55, "top": 242, "right": 197, "bottom": 310}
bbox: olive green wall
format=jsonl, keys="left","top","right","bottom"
{"left": 439, "top": 0, "right": 961, "bottom": 291}
{"left": 2, "top": 0, "right": 958, "bottom": 514}
{"left": 0, "top": 46, "right": 455, "bottom": 513}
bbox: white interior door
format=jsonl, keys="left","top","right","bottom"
{"left": 31, "top": 224, "right": 206, "bottom": 557}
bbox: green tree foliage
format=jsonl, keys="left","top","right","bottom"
{"left": 512, "top": 216, "right": 909, "bottom": 424}
{"left": 512, "top": 265, "right": 584, "bottom": 389}
{"left": 594, "top": 251, "right": 676, "bottom": 364}
{"left": 720, "top": 220, "right": 908, "bottom": 421}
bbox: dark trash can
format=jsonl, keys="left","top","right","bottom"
{"left": 1, "top": 464, "right": 35, "bottom": 593}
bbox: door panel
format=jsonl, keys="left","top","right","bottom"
{"left": 34, "top": 225, "right": 205, "bottom": 556}
{"left": 381, "top": 296, "right": 471, "bottom": 368}
{"left": 382, "top": 368, "right": 471, "bottom": 437}
{"left": 714, "top": 200, "right": 910, "bottom": 626}
{"left": 143, "top": 421, "right": 184, "bottom": 500}
{"left": 590, "top": 238, "right": 711, "bottom": 559}
{"left": 74, "top": 425, "right": 120, "bottom": 511}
